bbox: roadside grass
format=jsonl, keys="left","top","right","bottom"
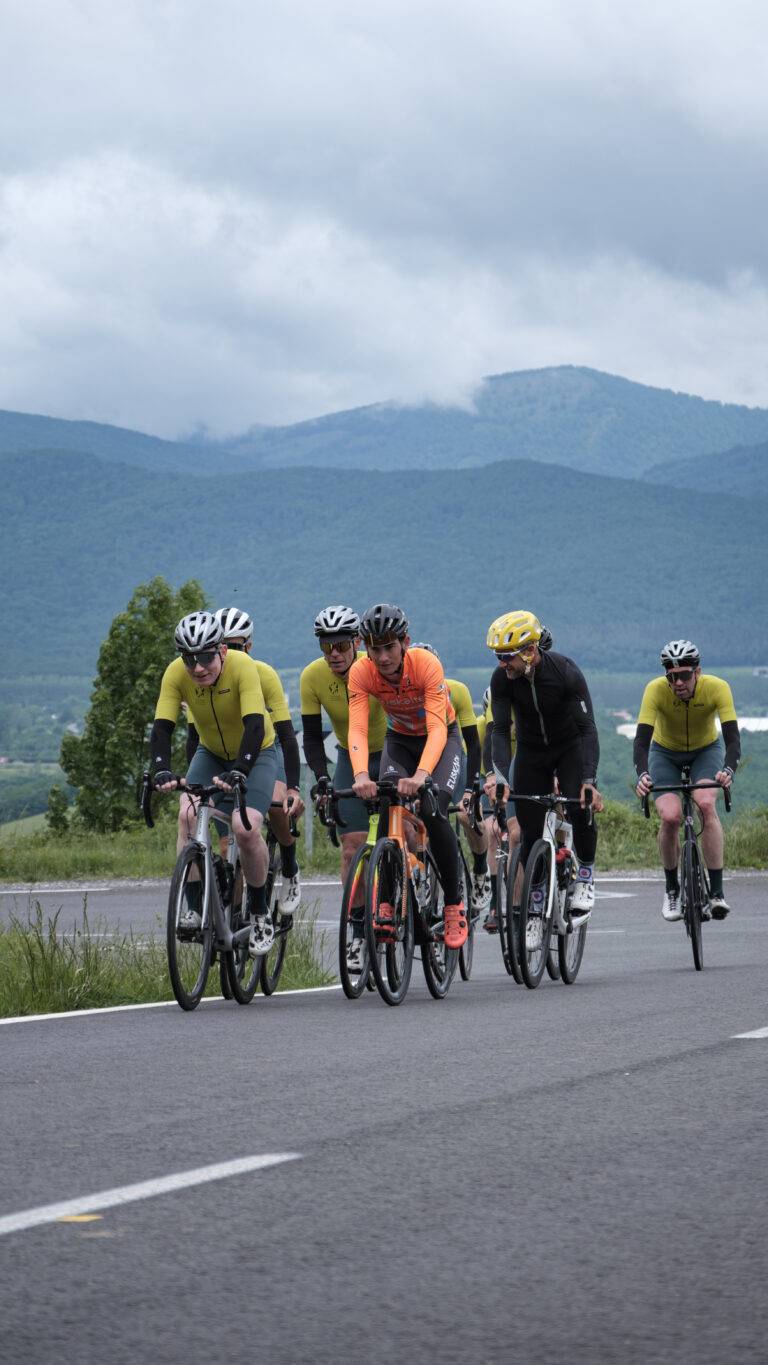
{"left": 595, "top": 800, "right": 768, "bottom": 868}
{"left": 0, "top": 902, "right": 332, "bottom": 1018}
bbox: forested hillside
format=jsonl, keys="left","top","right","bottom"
{"left": 642, "top": 439, "right": 768, "bottom": 496}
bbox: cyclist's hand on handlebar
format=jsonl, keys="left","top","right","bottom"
{"left": 398, "top": 768, "right": 430, "bottom": 799}
{"left": 214, "top": 769, "right": 246, "bottom": 793}
{"left": 153, "top": 770, "right": 179, "bottom": 792}
{"left": 580, "top": 782, "right": 603, "bottom": 812}
{"left": 353, "top": 772, "right": 377, "bottom": 801}
{"left": 715, "top": 767, "right": 734, "bottom": 789}
{"left": 635, "top": 771, "right": 653, "bottom": 798}
{"left": 483, "top": 774, "right": 506, "bottom": 804}
{"left": 284, "top": 787, "right": 305, "bottom": 817}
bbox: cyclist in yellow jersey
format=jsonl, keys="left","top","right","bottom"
{"left": 150, "top": 611, "right": 280, "bottom": 957}
{"left": 634, "top": 639, "right": 740, "bottom": 921}
{"left": 411, "top": 643, "right": 491, "bottom": 916}
{"left": 301, "top": 606, "right": 387, "bottom": 970}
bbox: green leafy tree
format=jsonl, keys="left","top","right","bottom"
{"left": 60, "top": 577, "right": 206, "bottom": 831}
{"left": 45, "top": 784, "right": 70, "bottom": 836}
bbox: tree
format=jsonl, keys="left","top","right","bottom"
{"left": 60, "top": 577, "right": 207, "bottom": 831}
{"left": 46, "top": 785, "right": 70, "bottom": 837}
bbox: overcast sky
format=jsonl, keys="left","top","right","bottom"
{"left": 1, "top": 0, "right": 767, "bottom": 437}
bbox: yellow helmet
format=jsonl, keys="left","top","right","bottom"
{"left": 487, "top": 610, "right": 542, "bottom": 653}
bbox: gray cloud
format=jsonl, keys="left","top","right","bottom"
{"left": 1, "top": 0, "right": 767, "bottom": 434}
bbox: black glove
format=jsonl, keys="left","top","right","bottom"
{"left": 152, "top": 770, "right": 175, "bottom": 789}
{"left": 221, "top": 769, "right": 247, "bottom": 792}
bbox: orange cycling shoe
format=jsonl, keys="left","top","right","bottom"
{"left": 374, "top": 902, "right": 396, "bottom": 940}
{"left": 444, "top": 903, "right": 468, "bottom": 950}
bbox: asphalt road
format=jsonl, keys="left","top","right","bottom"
{"left": 1, "top": 873, "right": 766, "bottom": 1364}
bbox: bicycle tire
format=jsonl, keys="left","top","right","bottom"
{"left": 167, "top": 844, "right": 213, "bottom": 1010}
{"left": 496, "top": 841, "right": 511, "bottom": 973}
{"left": 519, "top": 839, "right": 554, "bottom": 990}
{"left": 365, "top": 839, "right": 414, "bottom": 1006}
{"left": 421, "top": 851, "right": 459, "bottom": 999}
{"left": 259, "top": 841, "right": 288, "bottom": 995}
{"left": 458, "top": 851, "right": 475, "bottom": 981}
{"left": 682, "top": 837, "right": 705, "bottom": 971}
{"left": 338, "top": 844, "right": 372, "bottom": 999}
{"left": 218, "top": 857, "right": 235, "bottom": 1000}
{"left": 503, "top": 845, "right": 524, "bottom": 985}
{"left": 226, "top": 860, "right": 262, "bottom": 1005}
{"left": 545, "top": 945, "right": 561, "bottom": 980}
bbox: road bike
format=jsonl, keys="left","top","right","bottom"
{"left": 642, "top": 773, "right": 731, "bottom": 971}
{"left": 141, "top": 776, "right": 296, "bottom": 1009}
{"left": 488, "top": 782, "right": 524, "bottom": 984}
{"left": 318, "top": 778, "right": 460, "bottom": 1005}
{"left": 508, "top": 791, "right": 594, "bottom": 989}
{"left": 449, "top": 779, "right": 484, "bottom": 981}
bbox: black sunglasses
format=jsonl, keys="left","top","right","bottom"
{"left": 665, "top": 668, "right": 695, "bottom": 683}
{"left": 181, "top": 648, "right": 219, "bottom": 667}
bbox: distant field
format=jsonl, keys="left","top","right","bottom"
{"left": 0, "top": 812, "right": 46, "bottom": 840}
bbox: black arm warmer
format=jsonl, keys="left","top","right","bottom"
{"left": 234, "top": 713, "right": 265, "bottom": 776}
{"left": 482, "top": 722, "right": 493, "bottom": 776}
{"left": 462, "top": 724, "right": 481, "bottom": 788}
{"left": 721, "top": 719, "right": 741, "bottom": 772}
{"left": 274, "top": 719, "right": 301, "bottom": 789}
{"left": 186, "top": 721, "right": 199, "bottom": 765}
{"left": 301, "top": 713, "right": 329, "bottom": 779}
{"left": 490, "top": 688, "right": 514, "bottom": 779}
{"left": 566, "top": 663, "right": 600, "bottom": 781}
{"left": 633, "top": 723, "right": 654, "bottom": 777}
{"left": 149, "top": 718, "right": 175, "bottom": 774}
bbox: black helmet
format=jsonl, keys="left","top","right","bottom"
{"left": 359, "top": 603, "right": 409, "bottom": 642}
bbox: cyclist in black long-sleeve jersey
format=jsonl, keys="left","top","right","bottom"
{"left": 483, "top": 610, "right": 601, "bottom": 914}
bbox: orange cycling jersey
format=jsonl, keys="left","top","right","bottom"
{"left": 347, "top": 647, "right": 456, "bottom": 777}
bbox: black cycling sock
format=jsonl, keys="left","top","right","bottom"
{"left": 472, "top": 850, "right": 487, "bottom": 875}
{"left": 280, "top": 843, "right": 299, "bottom": 878}
{"left": 184, "top": 881, "right": 202, "bottom": 911}
{"left": 708, "top": 868, "right": 724, "bottom": 897}
{"left": 245, "top": 883, "right": 267, "bottom": 915}
{"left": 664, "top": 867, "right": 680, "bottom": 894}
{"left": 489, "top": 877, "right": 497, "bottom": 911}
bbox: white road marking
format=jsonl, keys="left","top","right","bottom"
{"left": 0, "top": 983, "right": 342, "bottom": 1027}
{"left": 0, "top": 1153, "right": 301, "bottom": 1238}
{"left": 732, "top": 1025, "right": 768, "bottom": 1039}
{"left": 595, "top": 891, "right": 635, "bottom": 899}
{"left": 0, "top": 886, "right": 111, "bottom": 896}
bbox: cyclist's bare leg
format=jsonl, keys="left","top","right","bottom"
{"left": 177, "top": 793, "right": 197, "bottom": 856}
{"left": 692, "top": 788, "right": 724, "bottom": 869}
{"left": 233, "top": 808, "right": 268, "bottom": 887}
{"left": 457, "top": 808, "right": 488, "bottom": 856}
{"left": 268, "top": 779, "right": 296, "bottom": 847}
{"left": 656, "top": 793, "right": 682, "bottom": 870}
{"left": 341, "top": 831, "right": 367, "bottom": 905}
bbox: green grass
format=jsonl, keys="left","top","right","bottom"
{"left": 595, "top": 800, "right": 768, "bottom": 868}
{"left": 0, "top": 812, "right": 45, "bottom": 840}
{"left": 0, "top": 902, "right": 332, "bottom": 1018}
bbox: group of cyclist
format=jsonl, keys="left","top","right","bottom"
{"left": 148, "top": 599, "right": 741, "bottom": 966}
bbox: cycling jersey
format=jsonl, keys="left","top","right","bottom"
{"left": 188, "top": 658, "right": 290, "bottom": 734}
{"left": 445, "top": 678, "right": 475, "bottom": 733}
{"left": 300, "top": 654, "right": 387, "bottom": 751}
{"left": 155, "top": 651, "right": 274, "bottom": 760}
{"left": 636, "top": 675, "right": 737, "bottom": 752}
{"left": 348, "top": 647, "right": 456, "bottom": 777}
{"left": 490, "top": 651, "right": 599, "bottom": 782}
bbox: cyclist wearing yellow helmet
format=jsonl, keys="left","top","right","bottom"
{"left": 484, "top": 611, "right": 601, "bottom": 914}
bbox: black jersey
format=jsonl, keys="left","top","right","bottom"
{"left": 490, "top": 651, "right": 599, "bottom": 782}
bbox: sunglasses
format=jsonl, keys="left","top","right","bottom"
{"left": 320, "top": 638, "right": 354, "bottom": 655}
{"left": 496, "top": 644, "right": 537, "bottom": 663}
{"left": 665, "top": 668, "right": 695, "bottom": 683}
{"left": 181, "top": 648, "right": 219, "bottom": 668}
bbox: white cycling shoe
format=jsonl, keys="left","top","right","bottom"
{"left": 661, "top": 891, "right": 682, "bottom": 922}
{"left": 470, "top": 870, "right": 492, "bottom": 914}
{"left": 281, "top": 872, "right": 302, "bottom": 918}
{"left": 525, "top": 917, "right": 543, "bottom": 952}
{"left": 248, "top": 913, "right": 275, "bottom": 958}
{"left": 178, "top": 907, "right": 202, "bottom": 932}
{"left": 346, "top": 937, "right": 365, "bottom": 972}
{"left": 571, "top": 879, "right": 595, "bottom": 914}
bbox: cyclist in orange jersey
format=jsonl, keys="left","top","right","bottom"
{"left": 348, "top": 603, "right": 467, "bottom": 950}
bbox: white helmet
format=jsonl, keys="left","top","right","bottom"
{"left": 482, "top": 686, "right": 491, "bottom": 709}
{"left": 314, "top": 605, "right": 360, "bottom": 639}
{"left": 215, "top": 606, "right": 253, "bottom": 644}
{"left": 660, "top": 639, "right": 700, "bottom": 669}
{"left": 174, "top": 611, "right": 223, "bottom": 652}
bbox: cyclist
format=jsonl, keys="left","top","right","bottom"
{"left": 300, "top": 605, "right": 387, "bottom": 969}
{"left": 634, "top": 640, "right": 740, "bottom": 921}
{"left": 410, "top": 643, "right": 490, "bottom": 917}
{"left": 348, "top": 604, "right": 468, "bottom": 950}
{"left": 485, "top": 611, "right": 600, "bottom": 921}
{"left": 149, "top": 611, "right": 280, "bottom": 957}
{"left": 213, "top": 606, "right": 303, "bottom": 918}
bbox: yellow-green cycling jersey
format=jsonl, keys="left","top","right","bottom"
{"left": 156, "top": 651, "right": 275, "bottom": 760}
{"left": 445, "top": 678, "right": 478, "bottom": 754}
{"left": 300, "top": 654, "right": 387, "bottom": 751}
{"left": 637, "top": 674, "right": 737, "bottom": 752}
{"left": 188, "top": 658, "right": 290, "bottom": 737}
{"left": 478, "top": 698, "right": 516, "bottom": 774}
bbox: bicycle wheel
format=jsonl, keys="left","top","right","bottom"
{"left": 682, "top": 837, "right": 705, "bottom": 971}
{"left": 421, "top": 852, "right": 459, "bottom": 999}
{"left": 226, "top": 860, "right": 262, "bottom": 1005}
{"left": 458, "top": 852, "right": 475, "bottom": 981}
{"left": 338, "top": 844, "right": 372, "bottom": 999}
{"left": 260, "top": 843, "right": 288, "bottom": 995}
{"left": 519, "top": 839, "right": 554, "bottom": 990}
{"left": 503, "top": 845, "right": 524, "bottom": 985}
{"left": 546, "top": 943, "right": 561, "bottom": 980}
{"left": 496, "top": 841, "right": 511, "bottom": 973}
{"left": 167, "top": 844, "right": 213, "bottom": 1010}
{"left": 365, "top": 839, "right": 414, "bottom": 1006}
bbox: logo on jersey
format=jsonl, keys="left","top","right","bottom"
{"left": 446, "top": 754, "right": 461, "bottom": 791}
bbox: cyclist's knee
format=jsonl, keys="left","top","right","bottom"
{"left": 233, "top": 808, "right": 263, "bottom": 841}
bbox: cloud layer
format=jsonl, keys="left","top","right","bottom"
{"left": 1, "top": 0, "right": 767, "bottom": 435}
